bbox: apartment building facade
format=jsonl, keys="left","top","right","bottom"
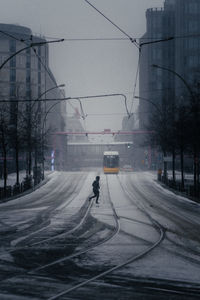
{"left": 0, "top": 23, "right": 66, "bottom": 173}
{"left": 139, "top": 0, "right": 200, "bottom": 129}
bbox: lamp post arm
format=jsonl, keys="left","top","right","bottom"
{"left": 42, "top": 101, "right": 61, "bottom": 134}
{"left": 0, "top": 39, "right": 64, "bottom": 71}
{"left": 0, "top": 93, "right": 131, "bottom": 117}
{"left": 135, "top": 96, "right": 161, "bottom": 114}
{"left": 140, "top": 37, "right": 174, "bottom": 49}
{"left": 0, "top": 45, "right": 31, "bottom": 71}
{"left": 41, "top": 100, "right": 61, "bottom": 179}
{"left": 31, "top": 84, "right": 65, "bottom": 111}
{"left": 152, "top": 64, "right": 195, "bottom": 101}
{"left": 38, "top": 84, "right": 64, "bottom": 100}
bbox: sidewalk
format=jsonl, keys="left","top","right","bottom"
{"left": 167, "top": 170, "right": 193, "bottom": 182}
{"left": 0, "top": 171, "right": 26, "bottom": 187}
{"left": 0, "top": 170, "right": 53, "bottom": 202}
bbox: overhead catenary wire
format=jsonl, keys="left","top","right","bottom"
{"left": 2, "top": 10, "right": 195, "bottom": 120}
{"left": 2, "top": 28, "right": 200, "bottom": 44}
{"left": 83, "top": 0, "right": 139, "bottom": 48}
{"left": 0, "top": 30, "right": 27, "bottom": 42}
{"left": 130, "top": 52, "right": 140, "bottom": 114}
{"left": 82, "top": 0, "right": 141, "bottom": 118}
{"left": 0, "top": 94, "right": 131, "bottom": 117}
{"left": 0, "top": 29, "right": 79, "bottom": 114}
{"left": 0, "top": 30, "right": 129, "bottom": 118}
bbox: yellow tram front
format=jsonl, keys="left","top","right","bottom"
{"left": 103, "top": 151, "right": 119, "bottom": 174}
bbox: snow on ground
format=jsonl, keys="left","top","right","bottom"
{"left": 0, "top": 170, "right": 200, "bottom": 295}
{"left": 143, "top": 171, "right": 200, "bottom": 206}
{"left": 0, "top": 170, "right": 26, "bottom": 187}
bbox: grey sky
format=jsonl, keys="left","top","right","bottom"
{"left": 0, "top": 0, "right": 164, "bottom": 131}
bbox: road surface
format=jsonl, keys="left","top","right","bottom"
{"left": 0, "top": 171, "right": 200, "bottom": 299}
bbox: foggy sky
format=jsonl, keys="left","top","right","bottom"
{"left": 0, "top": 0, "right": 164, "bottom": 131}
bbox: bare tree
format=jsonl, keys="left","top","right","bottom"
{"left": 0, "top": 103, "right": 10, "bottom": 193}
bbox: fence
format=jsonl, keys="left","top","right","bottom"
{"left": 0, "top": 175, "right": 42, "bottom": 201}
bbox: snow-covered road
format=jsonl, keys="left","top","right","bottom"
{"left": 0, "top": 171, "right": 200, "bottom": 299}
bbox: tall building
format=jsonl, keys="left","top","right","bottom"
{"left": 174, "top": 0, "right": 200, "bottom": 98}
{"left": 0, "top": 23, "right": 66, "bottom": 172}
{"left": 139, "top": 6, "right": 166, "bottom": 129}
{"left": 0, "top": 24, "right": 48, "bottom": 100}
{"left": 139, "top": 0, "right": 200, "bottom": 128}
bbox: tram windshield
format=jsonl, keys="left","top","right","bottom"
{"left": 103, "top": 155, "right": 119, "bottom": 168}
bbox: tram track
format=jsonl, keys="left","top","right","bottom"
{"left": 0, "top": 175, "right": 119, "bottom": 290}
{"left": 0, "top": 174, "right": 169, "bottom": 300}
{"left": 127, "top": 173, "right": 200, "bottom": 230}
{"left": 42, "top": 173, "right": 200, "bottom": 300}
{"left": 0, "top": 193, "right": 93, "bottom": 257}
{"left": 116, "top": 174, "right": 165, "bottom": 241}
{"left": 43, "top": 175, "right": 165, "bottom": 300}
{"left": 29, "top": 175, "right": 120, "bottom": 273}
{"left": 0, "top": 197, "right": 96, "bottom": 280}
{"left": 13, "top": 174, "right": 89, "bottom": 247}
{"left": 0, "top": 173, "right": 85, "bottom": 249}
{"left": 118, "top": 174, "right": 200, "bottom": 284}
{"left": 124, "top": 174, "right": 200, "bottom": 257}
{"left": 1, "top": 172, "right": 200, "bottom": 300}
{"left": 0, "top": 173, "right": 91, "bottom": 253}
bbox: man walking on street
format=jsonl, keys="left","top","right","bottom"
{"left": 89, "top": 176, "right": 100, "bottom": 204}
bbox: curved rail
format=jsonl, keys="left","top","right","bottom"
{"left": 0, "top": 176, "right": 88, "bottom": 257}
{"left": 47, "top": 175, "right": 165, "bottom": 300}
{"left": 31, "top": 175, "right": 120, "bottom": 273}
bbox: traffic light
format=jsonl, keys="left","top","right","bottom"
{"left": 127, "top": 143, "right": 131, "bottom": 149}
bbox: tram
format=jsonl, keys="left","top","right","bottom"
{"left": 103, "top": 151, "right": 119, "bottom": 174}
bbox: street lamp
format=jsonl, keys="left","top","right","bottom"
{"left": 152, "top": 64, "right": 199, "bottom": 192}
{"left": 0, "top": 38, "right": 64, "bottom": 185}
{"left": 41, "top": 100, "right": 61, "bottom": 178}
{"left": 33, "top": 84, "right": 65, "bottom": 183}
{"left": 0, "top": 39, "right": 64, "bottom": 71}
{"left": 31, "top": 84, "right": 65, "bottom": 112}
{"left": 135, "top": 95, "right": 165, "bottom": 175}
{"left": 139, "top": 37, "right": 174, "bottom": 51}
{"left": 134, "top": 95, "right": 161, "bottom": 114}
{"left": 152, "top": 64, "right": 195, "bottom": 101}
{"left": 38, "top": 84, "right": 65, "bottom": 100}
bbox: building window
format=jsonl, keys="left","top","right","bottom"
{"left": 9, "top": 40, "right": 16, "bottom": 53}
{"left": 189, "top": 20, "right": 199, "bottom": 33}
{"left": 157, "top": 81, "right": 162, "bottom": 90}
{"left": 26, "top": 48, "right": 31, "bottom": 69}
{"left": 152, "top": 48, "right": 162, "bottom": 60}
{"left": 0, "top": 55, "right": 7, "bottom": 65}
{"left": 38, "top": 71, "right": 41, "bottom": 84}
{"left": 10, "top": 69, "right": 16, "bottom": 82}
{"left": 189, "top": 3, "right": 199, "bottom": 13}
{"left": 26, "top": 74, "right": 31, "bottom": 84}
{"left": 185, "top": 2, "right": 199, "bottom": 14}
{"left": 188, "top": 55, "right": 199, "bottom": 67}
{"left": 26, "top": 86, "right": 31, "bottom": 98}
{"left": 188, "top": 38, "right": 199, "bottom": 49}
{"left": 10, "top": 56, "right": 16, "bottom": 68}
{"left": 17, "top": 55, "right": 25, "bottom": 67}
{"left": 10, "top": 83, "right": 16, "bottom": 97}
{"left": 26, "top": 55, "right": 31, "bottom": 68}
